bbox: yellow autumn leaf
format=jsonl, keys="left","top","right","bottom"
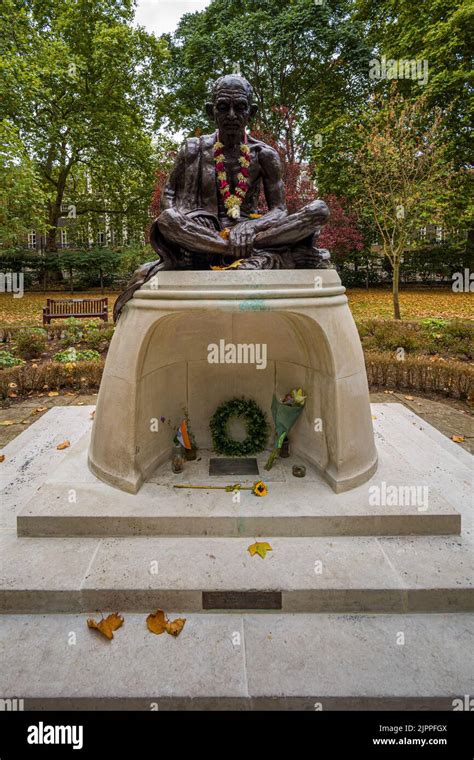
{"left": 35, "top": 407, "right": 48, "bottom": 413}
{"left": 248, "top": 541, "right": 273, "bottom": 559}
{"left": 48, "top": 391, "right": 59, "bottom": 397}
{"left": 451, "top": 435, "right": 465, "bottom": 443}
{"left": 404, "top": 395, "right": 415, "bottom": 401}
{"left": 0, "top": 420, "right": 15, "bottom": 426}
{"left": 56, "top": 440, "right": 70, "bottom": 450}
{"left": 87, "top": 613, "right": 124, "bottom": 640}
{"left": 146, "top": 609, "right": 186, "bottom": 637}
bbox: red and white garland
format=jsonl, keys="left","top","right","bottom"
{"left": 213, "top": 131, "right": 251, "bottom": 219}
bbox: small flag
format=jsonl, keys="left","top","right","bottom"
{"left": 176, "top": 419, "right": 192, "bottom": 450}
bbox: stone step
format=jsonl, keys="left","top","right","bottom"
{"left": 16, "top": 425, "right": 462, "bottom": 538}
{"left": 0, "top": 611, "right": 472, "bottom": 709}
{"left": 1, "top": 533, "right": 472, "bottom": 613}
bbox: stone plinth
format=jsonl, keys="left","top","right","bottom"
{"left": 88, "top": 270, "right": 377, "bottom": 493}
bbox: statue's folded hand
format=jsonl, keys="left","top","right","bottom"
{"left": 229, "top": 222, "right": 256, "bottom": 259}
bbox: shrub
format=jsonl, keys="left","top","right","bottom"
{"left": 14, "top": 327, "right": 47, "bottom": 359}
{"left": 52, "top": 347, "right": 101, "bottom": 363}
{"left": 82, "top": 320, "right": 114, "bottom": 351}
{"left": 0, "top": 360, "right": 104, "bottom": 399}
{"left": 0, "top": 350, "right": 24, "bottom": 368}
{"left": 60, "top": 317, "right": 83, "bottom": 347}
{"left": 365, "top": 352, "right": 473, "bottom": 401}
{"left": 358, "top": 320, "right": 422, "bottom": 353}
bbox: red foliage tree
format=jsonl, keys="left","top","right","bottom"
{"left": 318, "top": 194, "right": 364, "bottom": 262}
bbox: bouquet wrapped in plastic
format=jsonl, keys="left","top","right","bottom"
{"left": 264, "top": 389, "right": 306, "bottom": 470}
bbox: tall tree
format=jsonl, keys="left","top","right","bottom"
{"left": 0, "top": 0, "right": 169, "bottom": 250}
{"left": 352, "top": 88, "right": 455, "bottom": 319}
{"left": 0, "top": 120, "right": 47, "bottom": 246}
{"left": 158, "top": 0, "right": 373, "bottom": 155}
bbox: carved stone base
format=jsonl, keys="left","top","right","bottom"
{"left": 89, "top": 270, "right": 377, "bottom": 493}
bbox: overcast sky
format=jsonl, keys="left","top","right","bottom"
{"left": 134, "top": 0, "right": 211, "bottom": 36}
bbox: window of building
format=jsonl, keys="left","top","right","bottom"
{"left": 28, "top": 231, "right": 36, "bottom": 249}
{"left": 97, "top": 231, "right": 105, "bottom": 246}
{"left": 60, "top": 228, "right": 68, "bottom": 247}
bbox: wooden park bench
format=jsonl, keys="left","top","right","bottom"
{"left": 42, "top": 297, "right": 109, "bottom": 325}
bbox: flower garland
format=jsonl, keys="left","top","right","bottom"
{"left": 213, "top": 131, "right": 251, "bottom": 219}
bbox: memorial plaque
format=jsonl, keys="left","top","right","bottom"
{"left": 202, "top": 591, "right": 282, "bottom": 610}
{"left": 209, "top": 458, "right": 259, "bottom": 476}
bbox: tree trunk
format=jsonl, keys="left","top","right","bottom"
{"left": 392, "top": 259, "right": 401, "bottom": 320}
{"left": 100, "top": 268, "right": 104, "bottom": 294}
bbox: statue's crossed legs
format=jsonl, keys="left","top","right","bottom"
{"left": 157, "top": 200, "right": 331, "bottom": 269}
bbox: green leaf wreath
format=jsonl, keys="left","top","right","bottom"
{"left": 209, "top": 397, "right": 269, "bottom": 457}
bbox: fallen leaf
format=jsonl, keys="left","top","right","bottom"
{"left": 146, "top": 609, "right": 186, "bottom": 637}
{"left": 76, "top": 402, "right": 84, "bottom": 406}
{"left": 90, "top": 410, "right": 95, "bottom": 420}
{"left": 248, "top": 541, "right": 273, "bottom": 559}
{"left": 371, "top": 415, "right": 377, "bottom": 420}
{"left": 451, "top": 435, "right": 465, "bottom": 443}
{"left": 48, "top": 391, "right": 59, "bottom": 397}
{"left": 31, "top": 364, "right": 38, "bottom": 369}
{"left": 35, "top": 407, "right": 48, "bottom": 413}
{"left": 0, "top": 455, "right": 5, "bottom": 463}
{"left": 146, "top": 609, "right": 167, "bottom": 634}
{"left": 7, "top": 392, "right": 17, "bottom": 398}
{"left": 404, "top": 395, "right": 415, "bottom": 401}
{"left": 56, "top": 440, "right": 70, "bottom": 450}
{"left": 8, "top": 382, "right": 17, "bottom": 388}
{"left": 87, "top": 613, "right": 124, "bottom": 640}
{"left": 0, "top": 420, "right": 15, "bottom": 426}
{"left": 165, "top": 618, "right": 186, "bottom": 637}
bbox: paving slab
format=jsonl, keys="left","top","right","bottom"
{"left": 16, "top": 416, "right": 462, "bottom": 538}
{"left": 1, "top": 533, "right": 473, "bottom": 613}
{"left": 0, "top": 405, "right": 94, "bottom": 534}
{"left": 0, "top": 612, "right": 472, "bottom": 709}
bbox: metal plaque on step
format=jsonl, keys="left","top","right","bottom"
{"left": 209, "top": 458, "right": 259, "bottom": 476}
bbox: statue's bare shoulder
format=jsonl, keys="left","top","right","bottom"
{"left": 249, "top": 137, "right": 282, "bottom": 179}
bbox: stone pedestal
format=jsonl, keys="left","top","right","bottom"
{"left": 88, "top": 270, "right": 377, "bottom": 493}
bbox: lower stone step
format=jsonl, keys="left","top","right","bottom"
{"left": 0, "top": 612, "right": 472, "bottom": 709}
{"left": 1, "top": 534, "right": 473, "bottom": 613}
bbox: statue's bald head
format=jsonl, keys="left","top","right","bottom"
{"left": 206, "top": 74, "right": 257, "bottom": 136}
{"left": 212, "top": 75, "right": 254, "bottom": 104}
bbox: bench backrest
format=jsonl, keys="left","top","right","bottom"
{"left": 45, "top": 298, "right": 108, "bottom": 315}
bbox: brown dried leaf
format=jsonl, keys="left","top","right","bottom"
{"left": 146, "top": 609, "right": 186, "bottom": 637}
{"left": 451, "top": 435, "right": 465, "bottom": 443}
{"left": 87, "top": 613, "right": 124, "bottom": 640}
{"left": 146, "top": 609, "right": 167, "bottom": 635}
{"left": 165, "top": 618, "right": 186, "bottom": 637}
{"left": 56, "top": 440, "right": 70, "bottom": 450}
{"left": 0, "top": 455, "right": 5, "bottom": 463}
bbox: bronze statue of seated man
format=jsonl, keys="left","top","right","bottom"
{"left": 114, "top": 74, "right": 330, "bottom": 319}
